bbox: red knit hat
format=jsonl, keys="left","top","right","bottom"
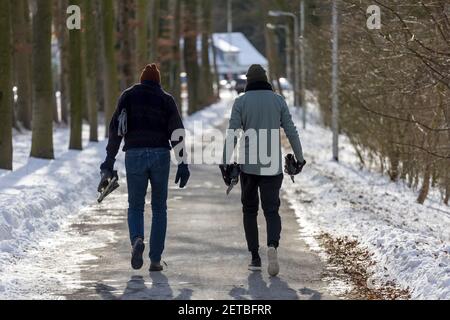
{"left": 140, "top": 64, "right": 161, "bottom": 84}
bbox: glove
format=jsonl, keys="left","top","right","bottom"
{"left": 219, "top": 164, "right": 240, "bottom": 187}
{"left": 175, "top": 164, "right": 190, "bottom": 188}
{"left": 98, "top": 169, "right": 113, "bottom": 192}
{"left": 297, "top": 160, "right": 307, "bottom": 173}
{"left": 219, "top": 165, "right": 232, "bottom": 186}
{"left": 284, "top": 154, "right": 307, "bottom": 176}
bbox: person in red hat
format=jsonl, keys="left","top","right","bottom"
{"left": 99, "top": 64, "right": 190, "bottom": 272}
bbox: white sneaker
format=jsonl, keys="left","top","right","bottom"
{"left": 267, "top": 246, "right": 280, "bottom": 277}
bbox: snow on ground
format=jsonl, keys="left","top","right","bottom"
{"left": 0, "top": 93, "right": 235, "bottom": 297}
{"left": 0, "top": 123, "right": 109, "bottom": 277}
{"left": 283, "top": 95, "right": 450, "bottom": 300}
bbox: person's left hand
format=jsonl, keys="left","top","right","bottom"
{"left": 175, "top": 164, "right": 190, "bottom": 188}
{"left": 98, "top": 169, "right": 113, "bottom": 192}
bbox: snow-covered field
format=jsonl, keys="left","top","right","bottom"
{"left": 283, "top": 96, "right": 450, "bottom": 300}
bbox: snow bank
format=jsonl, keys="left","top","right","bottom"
{"left": 284, "top": 97, "right": 450, "bottom": 300}
{"left": 0, "top": 124, "right": 111, "bottom": 273}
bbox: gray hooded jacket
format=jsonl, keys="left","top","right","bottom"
{"left": 222, "top": 83, "right": 304, "bottom": 176}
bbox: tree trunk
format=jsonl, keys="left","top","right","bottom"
{"left": 149, "top": 0, "right": 161, "bottom": 62}
{"left": 417, "top": 162, "right": 432, "bottom": 205}
{"left": 31, "top": 0, "right": 54, "bottom": 159}
{"left": 444, "top": 170, "right": 449, "bottom": 205}
{"left": 265, "top": 28, "right": 277, "bottom": 87}
{"left": 136, "top": 0, "right": 149, "bottom": 72}
{"left": 158, "top": 0, "right": 173, "bottom": 89}
{"left": 68, "top": 0, "right": 83, "bottom": 150}
{"left": 12, "top": 0, "right": 32, "bottom": 130}
{"left": 441, "top": 85, "right": 450, "bottom": 205}
{"left": 102, "top": 0, "right": 119, "bottom": 137}
{"left": 170, "top": 0, "right": 182, "bottom": 112}
{"left": 0, "top": 0, "right": 13, "bottom": 170}
{"left": 85, "top": 0, "right": 98, "bottom": 142}
{"left": 388, "top": 148, "right": 400, "bottom": 182}
{"left": 183, "top": 0, "right": 200, "bottom": 115}
{"left": 199, "top": 0, "right": 214, "bottom": 107}
{"left": 54, "top": 0, "right": 70, "bottom": 124}
{"left": 118, "top": 0, "right": 135, "bottom": 89}
{"left": 210, "top": 33, "right": 220, "bottom": 100}
{"left": 95, "top": 0, "right": 106, "bottom": 114}
{"left": 80, "top": 19, "right": 88, "bottom": 122}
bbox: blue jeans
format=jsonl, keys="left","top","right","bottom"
{"left": 125, "top": 148, "right": 170, "bottom": 263}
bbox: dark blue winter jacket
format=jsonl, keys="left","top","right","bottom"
{"left": 100, "top": 80, "right": 185, "bottom": 171}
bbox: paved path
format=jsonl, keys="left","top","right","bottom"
{"left": 62, "top": 157, "right": 335, "bottom": 300}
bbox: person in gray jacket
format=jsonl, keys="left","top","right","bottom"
{"left": 222, "top": 64, "right": 306, "bottom": 276}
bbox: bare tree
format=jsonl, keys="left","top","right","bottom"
{"left": 12, "top": 0, "right": 32, "bottom": 130}
{"left": 199, "top": 0, "right": 215, "bottom": 106}
{"left": 118, "top": 0, "right": 135, "bottom": 89}
{"left": 136, "top": 0, "right": 149, "bottom": 72}
{"left": 183, "top": 0, "right": 200, "bottom": 114}
{"left": 68, "top": 0, "right": 83, "bottom": 150}
{"left": 53, "top": 0, "right": 70, "bottom": 124}
{"left": 0, "top": 0, "right": 13, "bottom": 169}
{"left": 149, "top": 0, "right": 161, "bottom": 62}
{"left": 309, "top": 0, "right": 450, "bottom": 204}
{"left": 85, "top": 0, "right": 99, "bottom": 142}
{"left": 30, "top": 0, "right": 54, "bottom": 159}
{"left": 170, "top": 0, "right": 182, "bottom": 111}
{"left": 101, "top": 0, "right": 119, "bottom": 137}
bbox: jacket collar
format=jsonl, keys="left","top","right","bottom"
{"left": 245, "top": 81, "right": 274, "bottom": 92}
{"left": 141, "top": 80, "right": 161, "bottom": 88}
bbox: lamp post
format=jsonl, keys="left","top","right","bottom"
{"left": 227, "top": 0, "right": 233, "bottom": 82}
{"left": 266, "top": 23, "right": 292, "bottom": 90}
{"left": 300, "top": 0, "right": 306, "bottom": 129}
{"left": 268, "top": 10, "right": 300, "bottom": 108}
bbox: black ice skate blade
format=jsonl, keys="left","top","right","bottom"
{"left": 97, "top": 178, "right": 119, "bottom": 203}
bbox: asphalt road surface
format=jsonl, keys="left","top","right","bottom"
{"left": 62, "top": 159, "right": 336, "bottom": 300}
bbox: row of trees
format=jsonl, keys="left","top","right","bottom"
{"left": 0, "top": 0, "right": 218, "bottom": 170}
{"left": 244, "top": 0, "right": 449, "bottom": 205}
{"left": 304, "top": 0, "right": 449, "bottom": 204}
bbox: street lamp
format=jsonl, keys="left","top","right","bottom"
{"left": 268, "top": 10, "right": 300, "bottom": 108}
{"left": 266, "top": 23, "right": 293, "bottom": 91}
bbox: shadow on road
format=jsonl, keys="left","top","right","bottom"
{"left": 229, "top": 272, "right": 299, "bottom": 300}
{"left": 95, "top": 274, "right": 193, "bottom": 300}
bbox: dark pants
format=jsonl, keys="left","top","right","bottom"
{"left": 240, "top": 172, "right": 284, "bottom": 252}
{"left": 125, "top": 148, "right": 170, "bottom": 263}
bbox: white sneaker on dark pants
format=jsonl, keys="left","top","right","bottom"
{"left": 267, "top": 247, "right": 279, "bottom": 277}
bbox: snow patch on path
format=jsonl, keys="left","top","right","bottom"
{"left": 283, "top": 98, "right": 450, "bottom": 300}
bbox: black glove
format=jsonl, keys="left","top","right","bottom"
{"left": 175, "top": 164, "right": 190, "bottom": 188}
{"left": 98, "top": 169, "right": 113, "bottom": 192}
{"left": 219, "top": 163, "right": 240, "bottom": 186}
{"left": 219, "top": 165, "right": 232, "bottom": 186}
{"left": 298, "top": 159, "right": 307, "bottom": 173}
{"left": 284, "top": 154, "right": 307, "bottom": 176}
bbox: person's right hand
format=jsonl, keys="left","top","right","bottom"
{"left": 219, "top": 165, "right": 232, "bottom": 186}
{"left": 297, "top": 160, "right": 307, "bottom": 174}
{"left": 175, "top": 164, "right": 190, "bottom": 189}
{"left": 97, "top": 169, "right": 113, "bottom": 192}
